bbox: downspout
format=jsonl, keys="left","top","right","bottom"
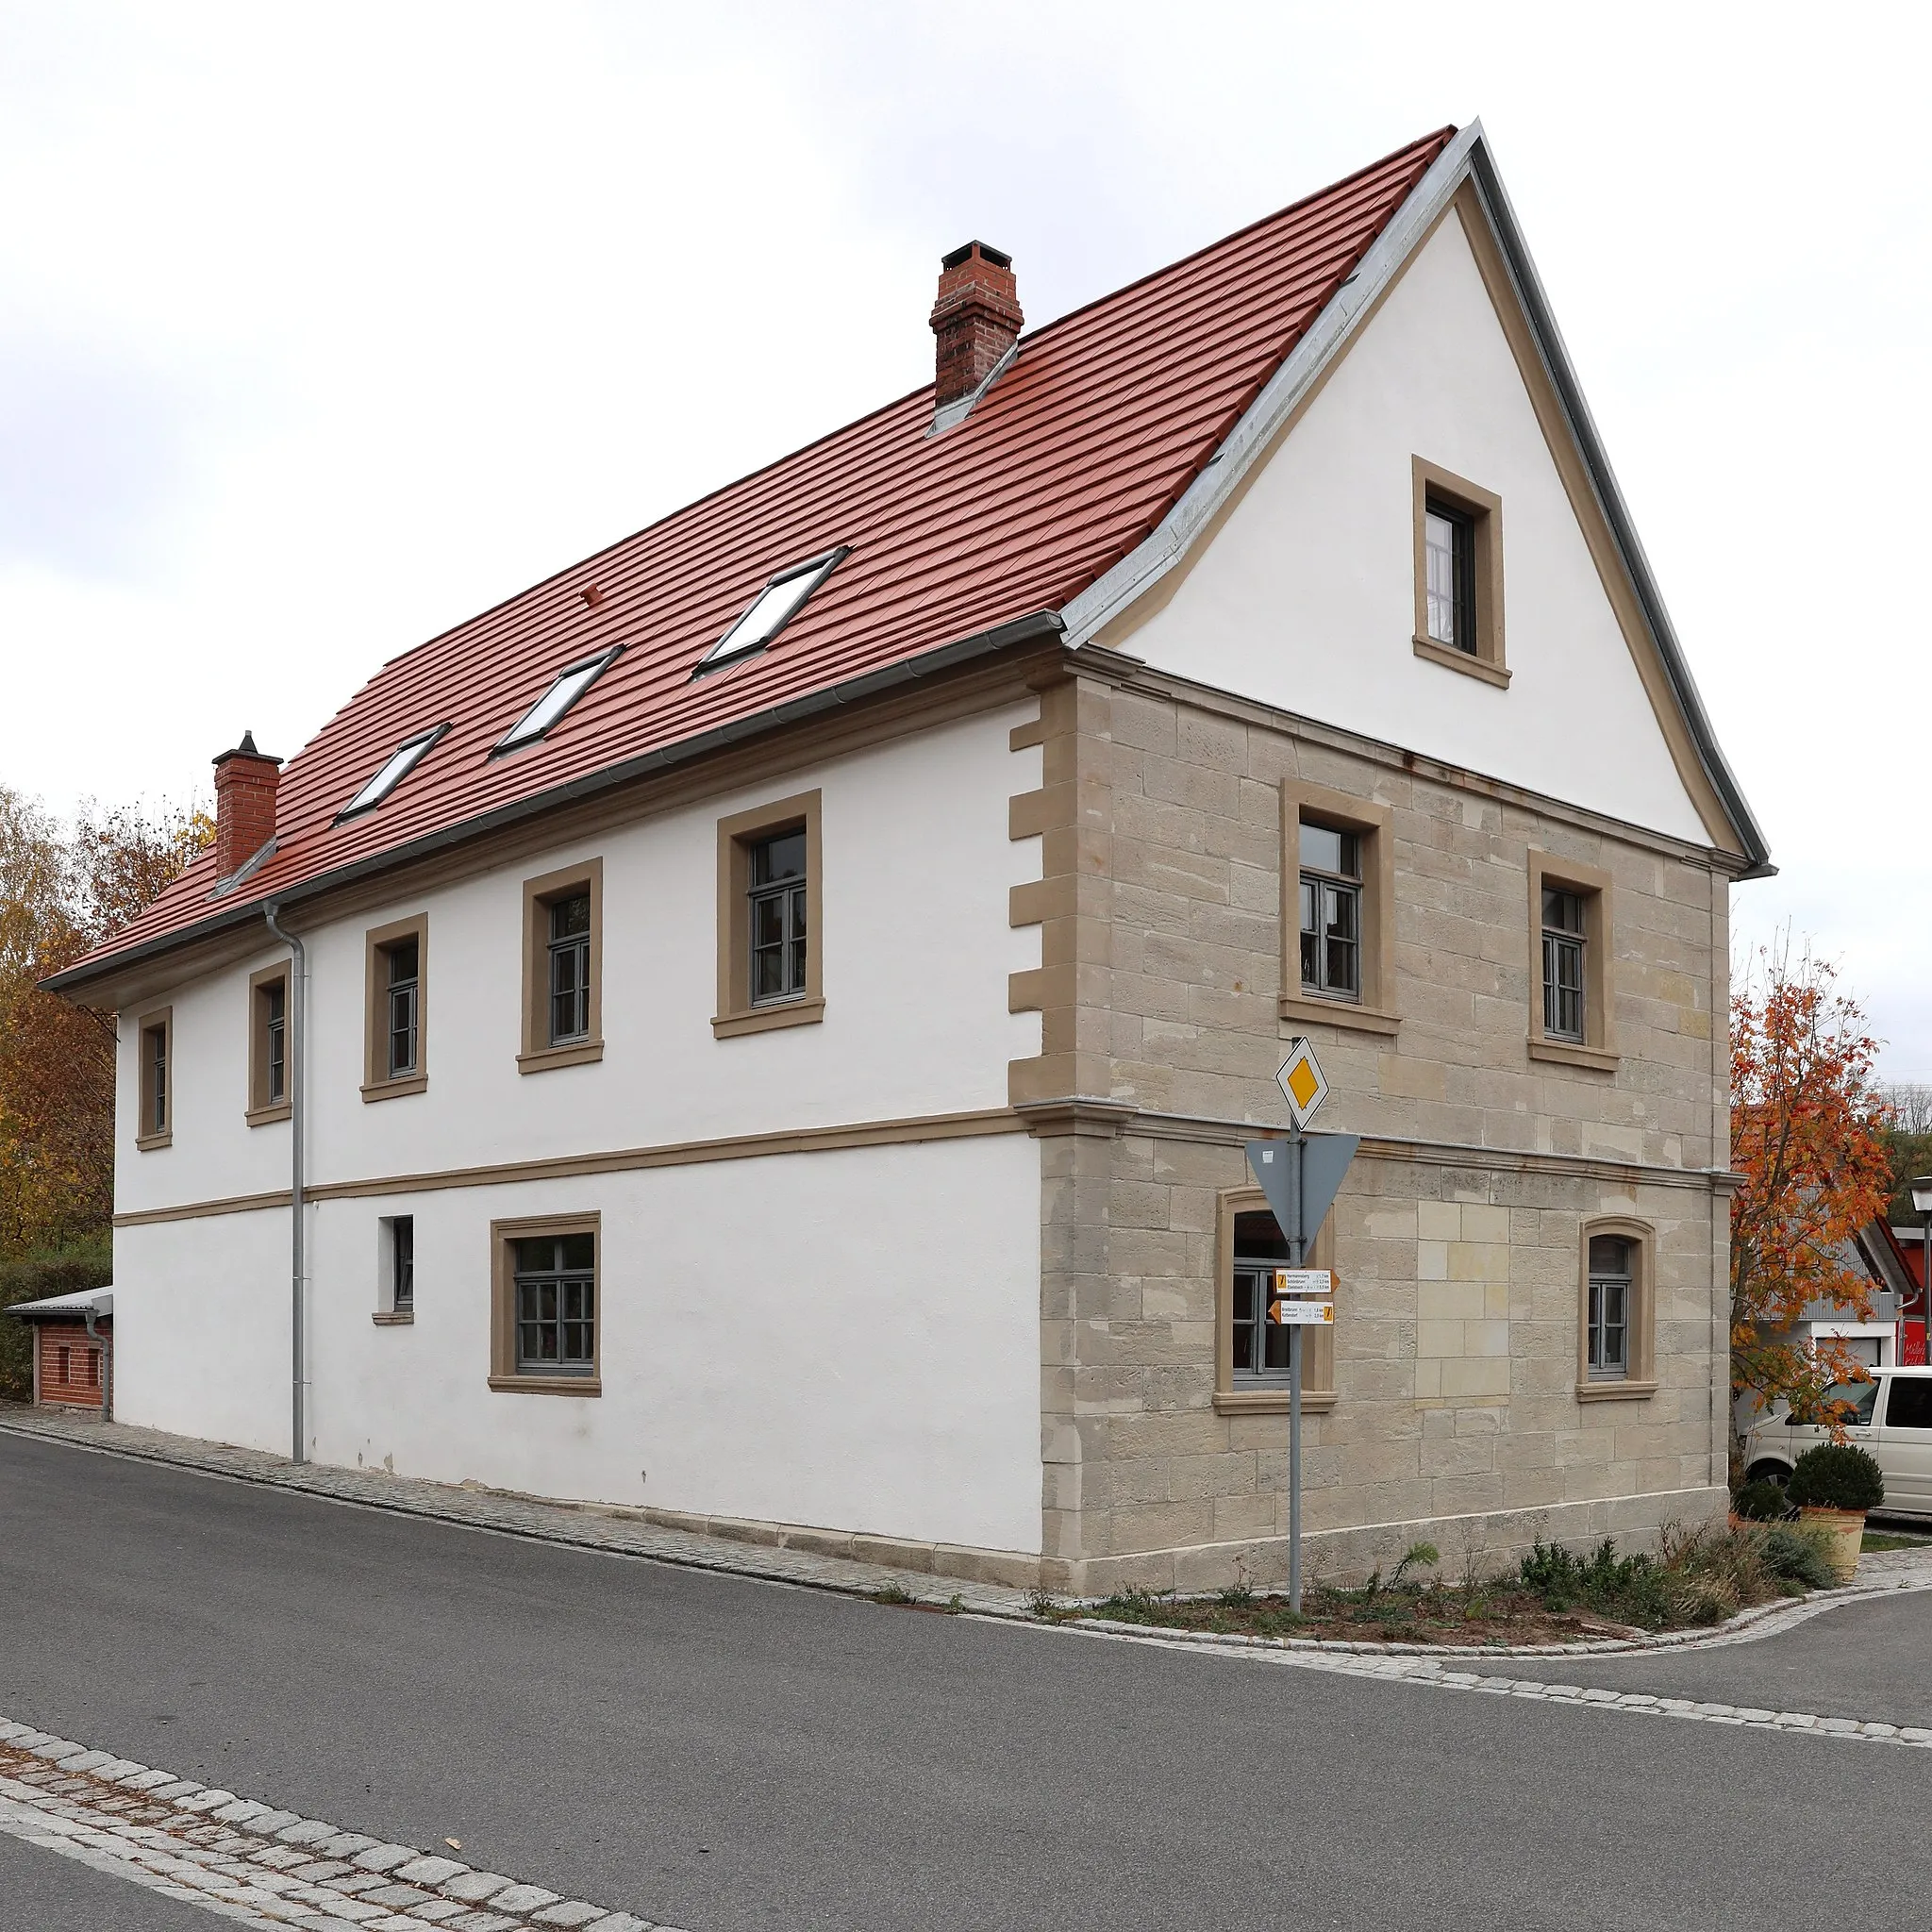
{"left": 82, "top": 1303, "right": 111, "bottom": 1423}
{"left": 264, "top": 905, "right": 307, "bottom": 1463}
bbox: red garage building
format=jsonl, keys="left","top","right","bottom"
{"left": 8, "top": 1288, "right": 113, "bottom": 1414}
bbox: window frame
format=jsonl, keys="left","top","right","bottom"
{"left": 1278, "top": 781, "right": 1398, "bottom": 1038}
{"left": 135, "top": 1005, "right": 173, "bottom": 1150}
{"left": 246, "top": 963, "right": 292, "bottom": 1125}
{"left": 491, "top": 646, "right": 624, "bottom": 758}
{"left": 1411, "top": 457, "right": 1507, "bottom": 688}
{"left": 361, "top": 914, "right": 429, "bottom": 1102}
{"left": 520, "top": 858, "right": 604, "bottom": 1074}
{"left": 1297, "top": 823, "right": 1364, "bottom": 1005}
{"left": 489, "top": 1211, "right": 602, "bottom": 1395}
{"left": 714, "top": 790, "right": 824, "bottom": 1038}
{"left": 1525, "top": 852, "right": 1617, "bottom": 1071}
{"left": 1575, "top": 1215, "right": 1656, "bottom": 1401}
{"left": 1213, "top": 1182, "right": 1338, "bottom": 1416}
{"left": 693, "top": 547, "right": 849, "bottom": 676}
{"left": 374, "top": 1212, "right": 416, "bottom": 1325}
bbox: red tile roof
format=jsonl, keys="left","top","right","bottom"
{"left": 60, "top": 128, "right": 1456, "bottom": 990}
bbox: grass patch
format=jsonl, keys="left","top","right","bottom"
{"left": 1861, "top": 1530, "right": 1932, "bottom": 1552}
{"left": 1070, "top": 1523, "right": 1835, "bottom": 1646}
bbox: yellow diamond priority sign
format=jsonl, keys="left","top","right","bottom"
{"left": 1276, "top": 1037, "right": 1328, "bottom": 1129}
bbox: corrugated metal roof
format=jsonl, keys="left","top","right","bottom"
{"left": 60, "top": 128, "right": 1455, "bottom": 987}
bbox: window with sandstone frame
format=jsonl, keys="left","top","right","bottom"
{"left": 1575, "top": 1215, "right": 1656, "bottom": 1402}
{"left": 1278, "top": 780, "right": 1397, "bottom": 1039}
{"left": 361, "top": 914, "right": 428, "bottom": 1101}
{"left": 519, "top": 858, "right": 604, "bottom": 1074}
{"left": 1214, "top": 1184, "right": 1338, "bottom": 1415}
{"left": 246, "top": 962, "right": 291, "bottom": 1125}
{"left": 713, "top": 789, "right": 824, "bottom": 1039}
{"left": 489, "top": 1211, "right": 601, "bottom": 1396}
{"left": 135, "top": 1005, "right": 173, "bottom": 1150}
{"left": 1525, "top": 851, "right": 1617, "bottom": 1072}
{"left": 1411, "top": 456, "right": 1507, "bottom": 687}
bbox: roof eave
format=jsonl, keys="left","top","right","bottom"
{"left": 42, "top": 608, "right": 1066, "bottom": 1001}
{"left": 1058, "top": 120, "right": 1773, "bottom": 880}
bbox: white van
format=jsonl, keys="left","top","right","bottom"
{"left": 1741, "top": 1366, "right": 1932, "bottom": 1516}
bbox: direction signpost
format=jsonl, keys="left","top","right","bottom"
{"left": 1245, "top": 1040, "right": 1358, "bottom": 1611}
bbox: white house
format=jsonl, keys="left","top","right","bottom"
{"left": 51, "top": 124, "right": 1770, "bottom": 1593}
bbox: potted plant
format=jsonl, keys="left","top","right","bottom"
{"left": 1785, "top": 1442, "right": 1885, "bottom": 1582}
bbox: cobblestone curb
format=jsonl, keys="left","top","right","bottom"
{"left": 0, "top": 1724, "right": 675, "bottom": 1930}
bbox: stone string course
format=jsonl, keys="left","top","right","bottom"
{"left": 0, "top": 1724, "right": 674, "bottom": 1931}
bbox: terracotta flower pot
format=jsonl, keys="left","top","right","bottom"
{"left": 1798, "top": 1506, "right": 1864, "bottom": 1583}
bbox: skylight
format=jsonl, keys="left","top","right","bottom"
{"left": 336, "top": 724, "right": 449, "bottom": 822}
{"left": 494, "top": 645, "right": 624, "bottom": 754}
{"left": 695, "top": 547, "right": 848, "bottom": 674}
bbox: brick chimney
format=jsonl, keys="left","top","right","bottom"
{"left": 212, "top": 731, "right": 282, "bottom": 880}
{"left": 929, "top": 242, "right": 1023, "bottom": 408}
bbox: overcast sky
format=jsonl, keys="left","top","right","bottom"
{"left": 3, "top": 3, "right": 1926, "bottom": 1073}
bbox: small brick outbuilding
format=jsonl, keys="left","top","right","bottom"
{"left": 8, "top": 1288, "right": 113, "bottom": 1413}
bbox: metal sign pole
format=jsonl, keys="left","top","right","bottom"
{"left": 1288, "top": 1121, "right": 1304, "bottom": 1613}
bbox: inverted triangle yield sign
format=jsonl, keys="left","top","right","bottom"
{"left": 1244, "top": 1133, "right": 1360, "bottom": 1248}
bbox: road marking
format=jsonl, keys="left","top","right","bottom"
{"left": 0, "top": 1724, "right": 675, "bottom": 1930}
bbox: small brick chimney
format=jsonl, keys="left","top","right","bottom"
{"left": 929, "top": 242, "right": 1023, "bottom": 408}
{"left": 212, "top": 731, "right": 282, "bottom": 880}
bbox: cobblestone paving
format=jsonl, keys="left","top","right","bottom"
{"left": 0, "top": 1406, "right": 1031, "bottom": 1616}
{"left": 0, "top": 1724, "right": 674, "bottom": 1930}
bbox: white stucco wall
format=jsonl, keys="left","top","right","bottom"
{"left": 115, "top": 702, "right": 1042, "bottom": 1216}
{"left": 108, "top": 702, "right": 1047, "bottom": 1552}
{"left": 115, "top": 1133, "right": 1044, "bottom": 1554}
{"left": 1119, "top": 206, "right": 1712, "bottom": 847}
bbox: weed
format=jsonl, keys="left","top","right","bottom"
{"left": 1217, "top": 1581, "right": 1256, "bottom": 1609}
{"left": 873, "top": 1583, "right": 915, "bottom": 1607}
{"left": 1391, "top": 1541, "right": 1440, "bottom": 1588}
{"left": 946, "top": 1593, "right": 965, "bottom": 1613}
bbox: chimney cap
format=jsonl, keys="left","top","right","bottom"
{"left": 941, "top": 240, "right": 1012, "bottom": 271}
{"left": 213, "top": 729, "right": 283, "bottom": 770}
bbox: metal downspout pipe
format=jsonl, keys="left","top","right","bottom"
{"left": 82, "top": 1303, "right": 111, "bottom": 1422}
{"left": 264, "top": 906, "right": 307, "bottom": 1463}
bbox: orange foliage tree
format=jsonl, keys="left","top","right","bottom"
{"left": 0, "top": 788, "right": 211, "bottom": 1254}
{"left": 1729, "top": 943, "right": 1894, "bottom": 1434}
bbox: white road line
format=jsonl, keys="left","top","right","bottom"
{"left": 0, "top": 1723, "right": 676, "bottom": 1931}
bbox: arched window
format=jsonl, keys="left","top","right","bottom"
{"left": 1577, "top": 1219, "right": 1657, "bottom": 1400}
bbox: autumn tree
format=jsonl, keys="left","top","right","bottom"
{"left": 1729, "top": 943, "right": 1894, "bottom": 1436}
{"left": 0, "top": 787, "right": 211, "bottom": 1255}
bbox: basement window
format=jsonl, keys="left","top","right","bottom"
{"left": 495, "top": 646, "right": 624, "bottom": 755}
{"left": 694, "top": 548, "right": 848, "bottom": 675}
{"left": 338, "top": 724, "right": 450, "bottom": 821}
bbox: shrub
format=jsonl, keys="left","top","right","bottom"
{"left": 1758, "top": 1524, "right": 1836, "bottom": 1589}
{"left": 1787, "top": 1442, "right": 1885, "bottom": 1512}
{"left": 1732, "top": 1478, "right": 1793, "bottom": 1523}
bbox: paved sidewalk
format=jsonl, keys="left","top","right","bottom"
{"left": 0, "top": 1406, "right": 1032, "bottom": 1616}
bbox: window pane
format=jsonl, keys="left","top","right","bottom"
{"left": 1542, "top": 887, "right": 1583, "bottom": 935}
{"left": 388, "top": 938, "right": 418, "bottom": 988}
{"left": 514, "top": 1237, "right": 555, "bottom": 1274}
{"left": 1587, "top": 1236, "right": 1629, "bottom": 1275}
{"left": 500, "top": 655, "right": 611, "bottom": 748}
{"left": 550, "top": 893, "right": 591, "bottom": 941}
{"left": 1424, "top": 510, "right": 1457, "bottom": 646}
{"left": 1299, "top": 823, "right": 1344, "bottom": 874}
{"left": 1233, "top": 1211, "right": 1290, "bottom": 1261}
{"left": 754, "top": 831, "right": 807, "bottom": 886}
{"left": 560, "top": 1232, "right": 595, "bottom": 1271}
{"left": 1887, "top": 1377, "right": 1932, "bottom": 1429}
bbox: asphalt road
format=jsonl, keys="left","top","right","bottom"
{"left": 3, "top": 1431, "right": 1929, "bottom": 1932}
{"left": 0, "top": 1828, "right": 221, "bottom": 1929}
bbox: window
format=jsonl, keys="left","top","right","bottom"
{"left": 1526, "top": 853, "right": 1615, "bottom": 1069}
{"left": 336, "top": 724, "right": 449, "bottom": 821}
{"left": 1215, "top": 1191, "right": 1337, "bottom": 1414}
{"left": 1541, "top": 888, "right": 1586, "bottom": 1043}
{"left": 136, "top": 1007, "right": 173, "bottom": 1149}
{"left": 1886, "top": 1377, "right": 1932, "bottom": 1430}
{"left": 1575, "top": 1217, "right": 1655, "bottom": 1400}
{"left": 1411, "top": 457, "right": 1507, "bottom": 686}
{"left": 520, "top": 859, "right": 603, "bottom": 1073}
{"left": 247, "top": 964, "right": 291, "bottom": 1124}
{"left": 1586, "top": 1236, "right": 1631, "bottom": 1380}
{"left": 373, "top": 1214, "right": 416, "bottom": 1324}
{"left": 494, "top": 646, "right": 623, "bottom": 755}
{"left": 362, "top": 915, "right": 428, "bottom": 1101}
{"left": 695, "top": 549, "right": 848, "bottom": 675}
{"left": 714, "top": 791, "right": 824, "bottom": 1037}
{"left": 1424, "top": 502, "right": 1474, "bottom": 653}
{"left": 1278, "top": 783, "right": 1396, "bottom": 1036}
{"left": 490, "top": 1214, "right": 601, "bottom": 1394}
{"left": 1298, "top": 823, "right": 1361, "bottom": 1003}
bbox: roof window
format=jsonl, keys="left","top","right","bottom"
{"left": 695, "top": 548, "right": 848, "bottom": 675}
{"left": 336, "top": 724, "right": 449, "bottom": 823}
{"left": 494, "top": 645, "right": 624, "bottom": 755}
